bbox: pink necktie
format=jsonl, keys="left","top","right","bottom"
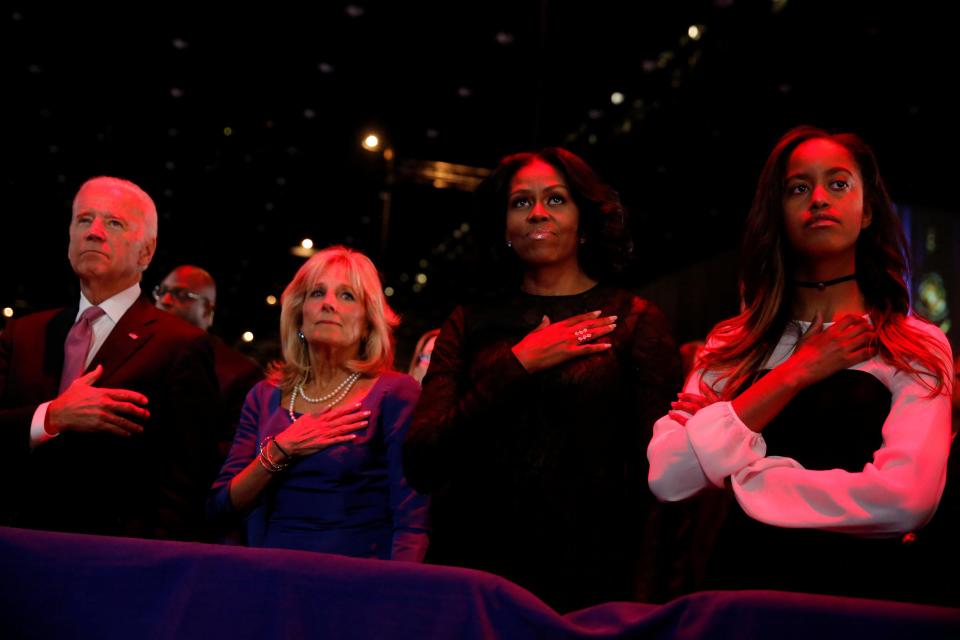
{"left": 59, "top": 306, "right": 106, "bottom": 393}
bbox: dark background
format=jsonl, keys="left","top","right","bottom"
{"left": 4, "top": 1, "right": 958, "bottom": 366}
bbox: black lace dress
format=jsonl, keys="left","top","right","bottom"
{"left": 403, "top": 284, "right": 682, "bottom": 612}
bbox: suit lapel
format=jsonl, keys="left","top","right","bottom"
{"left": 43, "top": 306, "right": 78, "bottom": 382}
{"left": 89, "top": 297, "right": 158, "bottom": 382}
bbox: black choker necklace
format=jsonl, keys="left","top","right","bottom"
{"left": 793, "top": 273, "right": 857, "bottom": 291}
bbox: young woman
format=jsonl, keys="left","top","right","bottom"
{"left": 648, "top": 127, "right": 953, "bottom": 601}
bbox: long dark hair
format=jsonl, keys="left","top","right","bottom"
{"left": 477, "top": 147, "right": 633, "bottom": 281}
{"left": 700, "top": 126, "right": 950, "bottom": 397}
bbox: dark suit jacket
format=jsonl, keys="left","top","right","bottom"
{"left": 0, "top": 296, "right": 221, "bottom": 540}
{"left": 210, "top": 335, "right": 263, "bottom": 458}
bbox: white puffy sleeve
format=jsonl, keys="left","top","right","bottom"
{"left": 649, "top": 319, "right": 953, "bottom": 538}
{"left": 647, "top": 366, "right": 766, "bottom": 501}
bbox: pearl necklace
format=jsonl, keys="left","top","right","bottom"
{"left": 298, "top": 371, "right": 362, "bottom": 403}
{"left": 288, "top": 371, "right": 362, "bottom": 422}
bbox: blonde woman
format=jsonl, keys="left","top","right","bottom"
{"left": 210, "top": 246, "right": 427, "bottom": 560}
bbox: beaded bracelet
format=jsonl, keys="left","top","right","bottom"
{"left": 258, "top": 450, "right": 282, "bottom": 474}
{"left": 263, "top": 444, "right": 288, "bottom": 471}
{"left": 271, "top": 437, "right": 291, "bottom": 460}
{"left": 259, "top": 437, "right": 289, "bottom": 473}
{"left": 263, "top": 435, "right": 291, "bottom": 465}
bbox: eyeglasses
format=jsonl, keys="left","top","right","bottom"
{"left": 152, "top": 285, "right": 206, "bottom": 304}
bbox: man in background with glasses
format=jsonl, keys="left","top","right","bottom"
{"left": 154, "top": 266, "right": 262, "bottom": 457}
{"left": 153, "top": 268, "right": 216, "bottom": 332}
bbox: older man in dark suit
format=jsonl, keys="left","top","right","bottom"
{"left": 0, "top": 176, "right": 220, "bottom": 540}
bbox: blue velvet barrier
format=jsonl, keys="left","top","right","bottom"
{"left": 1, "top": 526, "right": 957, "bottom": 639}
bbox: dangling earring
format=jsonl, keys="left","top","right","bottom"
{"left": 297, "top": 329, "right": 305, "bottom": 341}
{"left": 506, "top": 240, "right": 512, "bottom": 248}
{"left": 578, "top": 237, "right": 586, "bottom": 245}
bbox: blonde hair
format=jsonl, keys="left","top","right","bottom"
{"left": 268, "top": 246, "right": 398, "bottom": 394}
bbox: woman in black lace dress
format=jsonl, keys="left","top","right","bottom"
{"left": 403, "top": 148, "right": 682, "bottom": 612}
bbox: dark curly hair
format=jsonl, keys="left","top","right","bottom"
{"left": 476, "top": 147, "right": 633, "bottom": 281}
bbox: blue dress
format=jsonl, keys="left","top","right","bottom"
{"left": 209, "top": 372, "right": 429, "bottom": 561}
